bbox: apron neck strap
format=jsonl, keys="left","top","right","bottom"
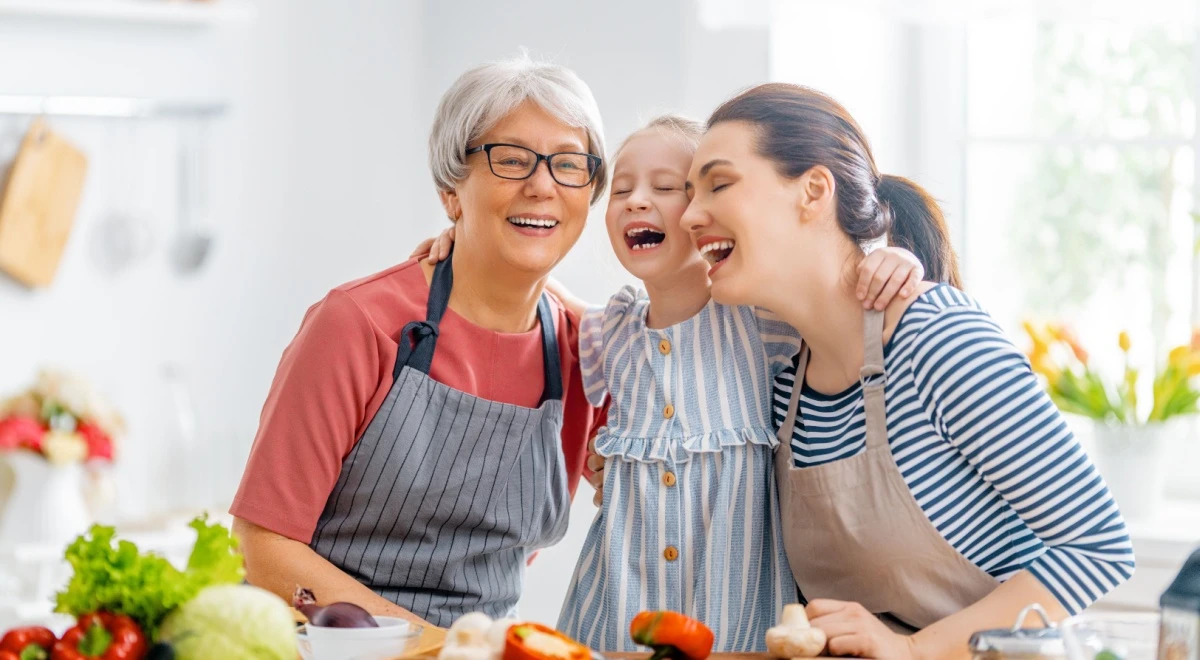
{"left": 776, "top": 309, "right": 889, "bottom": 452}
{"left": 537, "top": 295, "right": 564, "bottom": 403}
{"left": 776, "top": 344, "right": 810, "bottom": 447}
{"left": 393, "top": 253, "right": 454, "bottom": 379}
{"left": 394, "top": 248, "right": 565, "bottom": 403}
{"left": 860, "top": 309, "right": 888, "bottom": 450}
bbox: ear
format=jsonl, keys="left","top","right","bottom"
{"left": 439, "top": 189, "right": 462, "bottom": 223}
{"left": 794, "top": 165, "right": 836, "bottom": 221}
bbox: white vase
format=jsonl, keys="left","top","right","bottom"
{"left": 0, "top": 451, "right": 93, "bottom": 551}
{"left": 1089, "top": 423, "right": 1172, "bottom": 523}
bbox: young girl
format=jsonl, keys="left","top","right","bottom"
{"left": 415, "top": 116, "right": 924, "bottom": 651}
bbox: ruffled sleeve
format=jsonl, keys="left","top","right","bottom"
{"left": 579, "top": 285, "right": 640, "bottom": 407}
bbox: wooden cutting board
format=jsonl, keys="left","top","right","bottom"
{"left": 0, "top": 118, "right": 88, "bottom": 287}
{"left": 405, "top": 625, "right": 447, "bottom": 657}
{"left": 605, "top": 654, "right": 839, "bottom": 660}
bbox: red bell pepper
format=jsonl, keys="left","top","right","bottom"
{"left": 0, "top": 626, "right": 56, "bottom": 660}
{"left": 51, "top": 614, "right": 146, "bottom": 660}
{"left": 504, "top": 623, "right": 591, "bottom": 660}
{"left": 629, "top": 611, "right": 714, "bottom": 660}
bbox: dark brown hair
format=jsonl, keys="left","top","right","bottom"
{"left": 707, "top": 83, "right": 961, "bottom": 287}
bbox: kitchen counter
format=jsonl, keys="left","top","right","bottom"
{"left": 605, "top": 655, "right": 832, "bottom": 660}
{"left": 407, "top": 652, "right": 836, "bottom": 660}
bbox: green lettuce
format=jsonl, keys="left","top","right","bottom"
{"left": 54, "top": 515, "right": 245, "bottom": 640}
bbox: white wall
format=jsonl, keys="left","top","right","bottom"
{"left": 0, "top": 0, "right": 769, "bottom": 626}
{"left": 0, "top": 0, "right": 423, "bottom": 518}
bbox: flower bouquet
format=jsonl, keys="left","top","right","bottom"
{"left": 0, "top": 370, "right": 125, "bottom": 549}
{"left": 0, "top": 369, "right": 124, "bottom": 465}
{"left": 1022, "top": 322, "right": 1200, "bottom": 424}
{"left": 1022, "top": 322, "right": 1198, "bottom": 520}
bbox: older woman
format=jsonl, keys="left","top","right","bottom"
{"left": 230, "top": 55, "right": 608, "bottom": 628}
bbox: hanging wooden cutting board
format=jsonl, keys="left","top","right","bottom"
{"left": 0, "top": 118, "right": 89, "bottom": 288}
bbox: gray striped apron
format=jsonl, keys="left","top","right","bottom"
{"left": 310, "top": 251, "right": 571, "bottom": 627}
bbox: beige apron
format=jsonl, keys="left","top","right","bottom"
{"left": 774, "top": 309, "right": 998, "bottom": 631}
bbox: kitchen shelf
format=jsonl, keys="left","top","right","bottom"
{"left": 0, "top": 0, "right": 254, "bottom": 28}
{"left": 0, "top": 95, "right": 227, "bottom": 119}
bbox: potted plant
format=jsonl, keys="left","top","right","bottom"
{"left": 0, "top": 369, "right": 123, "bottom": 548}
{"left": 1022, "top": 322, "right": 1198, "bottom": 522}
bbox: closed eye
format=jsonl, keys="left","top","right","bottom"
{"left": 612, "top": 189, "right": 632, "bottom": 196}
{"left": 654, "top": 186, "right": 678, "bottom": 192}
{"left": 712, "top": 183, "right": 730, "bottom": 193}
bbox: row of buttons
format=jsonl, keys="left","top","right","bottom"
{"left": 658, "top": 339, "right": 676, "bottom": 419}
{"left": 656, "top": 337, "right": 678, "bottom": 564}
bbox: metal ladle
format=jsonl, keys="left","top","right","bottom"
{"left": 90, "top": 123, "right": 154, "bottom": 275}
{"left": 170, "top": 121, "right": 213, "bottom": 275}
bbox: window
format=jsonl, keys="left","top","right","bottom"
{"left": 770, "top": 6, "right": 1200, "bottom": 498}
{"left": 965, "top": 21, "right": 1195, "bottom": 369}
{"left": 963, "top": 20, "right": 1200, "bottom": 497}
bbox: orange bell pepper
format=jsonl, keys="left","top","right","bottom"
{"left": 630, "top": 611, "right": 714, "bottom": 660}
{"left": 504, "top": 623, "right": 590, "bottom": 660}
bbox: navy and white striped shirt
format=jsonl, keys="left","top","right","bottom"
{"left": 773, "top": 285, "right": 1135, "bottom": 614}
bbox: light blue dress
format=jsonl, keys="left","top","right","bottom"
{"left": 557, "top": 286, "right": 801, "bottom": 652}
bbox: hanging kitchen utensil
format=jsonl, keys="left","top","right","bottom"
{"left": 170, "top": 119, "right": 213, "bottom": 275}
{"left": 0, "top": 117, "right": 89, "bottom": 288}
{"left": 89, "top": 122, "right": 154, "bottom": 275}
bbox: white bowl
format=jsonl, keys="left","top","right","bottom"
{"left": 299, "top": 616, "right": 424, "bottom": 660}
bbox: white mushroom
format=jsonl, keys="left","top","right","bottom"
{"left": 440, "top": 612, "right": 497, "bottom": 660}
{"left": 765, "top": 604, "right": 827, "bottom": 659}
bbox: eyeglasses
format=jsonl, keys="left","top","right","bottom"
{"left": 465, "top": 143, "right": 602, "bottom": 188}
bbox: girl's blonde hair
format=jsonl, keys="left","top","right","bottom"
{"left": 614, "top": 114, "right": 705, "bottom": 159}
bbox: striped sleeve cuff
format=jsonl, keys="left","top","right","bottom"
{"left": 1027, "top": 544, "right": 1135, "bottom": 614}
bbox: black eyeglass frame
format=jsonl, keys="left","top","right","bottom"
{"left": 465, "top": 143, "right": 602, "bottom": 187}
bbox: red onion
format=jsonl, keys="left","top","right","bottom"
{"left": 293, "top": 586, "right": 379, "bottom": 628}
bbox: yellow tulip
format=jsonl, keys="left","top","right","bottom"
{"left": 1119, "top": 331, "right": 1132, "bottom": 353}
{"left": 1169, "top": 345, "right": 1191, "bottom": 366}
{"left": 1024, "top": 321, "right": 1051, "bottom": 355}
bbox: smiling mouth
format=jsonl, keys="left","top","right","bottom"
{"left": 624, "top": 226, "right": 666, "bottom": 251}
{"left": 700, "top": 239, "right": 734, "bottom": 265}
{"left": 508, "top": 216, "right": 560, "bottom": 230}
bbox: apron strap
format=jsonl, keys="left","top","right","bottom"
{"left": 394, "top": 251, "right": 455, "bottom": 379}
{"left": 776, "top": 343, "right": 810, "bottom": 448}
{"left": 537, "top": 295, "right": 564, "bottom": 403}
{"left": 776, "top": 309, "right": 888, "bottom": 450}
{"left": 393, "top": 247, "right": 565, "bottom": 403}
{"left": 860, "top": 309, "right": 888, "bottom": 451}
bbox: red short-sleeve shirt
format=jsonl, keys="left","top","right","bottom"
{"left": 230, "top": 258, "right": 607, "bottom": 543}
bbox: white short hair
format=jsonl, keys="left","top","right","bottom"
{"left": 429, "top": 53, "right": 608, "bottom": 205}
